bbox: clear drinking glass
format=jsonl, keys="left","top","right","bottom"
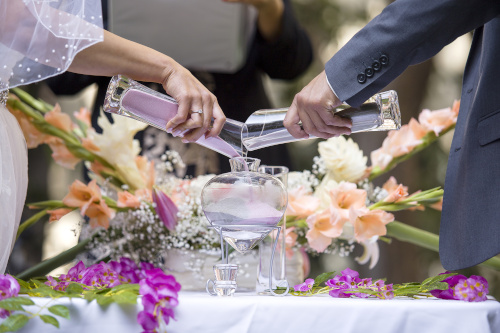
{"left": 206, "top": 264, "right": 239, "bottom": 297}
{"left": 256, "top": 166, "right": 289, "bottom": 295}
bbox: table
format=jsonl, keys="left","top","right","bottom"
{"left": 15, "top": 292, "right": 500, "bottom": 333}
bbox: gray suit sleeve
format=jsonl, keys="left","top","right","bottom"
{"left": 325, "top": 0, "right": 500, "bottom": 107}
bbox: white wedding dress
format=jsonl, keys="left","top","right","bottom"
{"left": 0, "top": 99, "right": 28, "bottom": 274}
{"left": 0, "top": 0, "right": 103, "bottom": 273}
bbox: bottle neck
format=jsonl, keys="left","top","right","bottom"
{"left": 229, "top": 157, "right": 261, "bottom": 172}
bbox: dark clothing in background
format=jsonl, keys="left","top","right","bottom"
{"left": 47, "top": 0, "right": 313, "bottom": 176}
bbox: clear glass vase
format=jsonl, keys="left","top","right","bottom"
{"left": 200, "top": 157, "right": 287, "bottom": 256}
{"left": 256, "top": 166, "right": 289, "bottom": 294}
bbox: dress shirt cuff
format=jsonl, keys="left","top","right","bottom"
{"left": 325, "top": 74, "right": 346, "bottom": 104}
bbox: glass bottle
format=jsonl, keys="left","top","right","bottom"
{"left": 103, "top": 75, "right": 401, "bottom": 157}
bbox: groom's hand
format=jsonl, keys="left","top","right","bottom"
{"left": 284, "top": 71, "right": 352, "bottom": 139}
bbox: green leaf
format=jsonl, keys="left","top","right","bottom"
{"left": 96, "top": 295, "right": 114, "bottom": 306}
{"left": 112, "top": 291, "right": 138, "bottom": 304}
{"left": 0, "top": 314, "right": 29, "bottom": 332}
{"left": 422, "top": 273, "right": 455, "bottom": 286}
{"left": 314, "top": 271, "right": 336, "bottom": 286}
{"left": 65, "top": 283, "right": 84, "bottom": 295}
{"left": 0, "top": 297, "right": 34, "bottom": 311}
{"left": 14, "top": 279, "right": 30, "bottom": 290}
{"left": 40, "top": 315, "right": 59, "bottom": 328}
{"left": 109, "top": 284, "right": 140, "bottom": 293}
{"left": 48, "top": 305, "right": 70, "bottom": 319}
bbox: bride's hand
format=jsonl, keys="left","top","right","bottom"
{"left": 162, "top": 62, "right": 225, "bottom": 142}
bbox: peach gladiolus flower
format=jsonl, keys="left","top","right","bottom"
{"left": 45, "top": 104, "right": 73, "bottom": 132}
{"left": 418, "top": 107, "right": 457, "bottom": 136}
{"left": 349, "top": 207, "right": 394, "bottom": 242}
{"left": 329, "top": 181, "right": 367, "bottom": 222}
{"left": 135, "top": 156, "right": 155, "bottom": 190}
{"left": 286, "top": 186, "right": 320, "bottom": 219}
{"left": 88, "top": 160, "right": 113, "bottom": 178}
{"left": 451, "top": 100, "right": 460, "bottom": 116}
{"left": 382, "top": 176, "right": 408, "bottom": 203}
{"left": 81, "top": 138, "right": 100, "bottom": 152}
{"left": 371, "top": 118, "right": 427, "bottom": 170}
{"left": 62, "top": 179, "right": 102, "bottom": 215}
{"left": 74, "top": 107, "right": 91, "bottom": 127}
{"left": 46, "top": 137, "right": 81, "bottom": 169}
{"left": 135, "top": 188, "right": 152, "bottom": 202}
{"left": 47, "top": 208, "right": 74, "bottom": 223}
{"left": 85, "top": 200, "right": 115, "bottom": 229}
{"left": 117, "top": 191, "right": 141, "bottom": 208}
{"left": 7, "top": 105, "right": 48, "bottom": 148}
{"left": 430, "top": 197, "right": 443, "bottom": 211}
{"left": 306, "top": 206, "right": 345, "bottom": 252}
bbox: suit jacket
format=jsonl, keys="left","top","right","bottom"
{"left": 325, "top": 0, "right": 500, "bottom": 270}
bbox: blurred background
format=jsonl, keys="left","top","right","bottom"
{"left": 7, "top": 0, "right": 500, "bottom": 298}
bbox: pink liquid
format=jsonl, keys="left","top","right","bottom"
{"left": 122, "top": 89, "right": 242, "bottom": 159}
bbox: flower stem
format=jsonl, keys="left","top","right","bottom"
{"left": 369, "top": 125, "right": 455, "bottom": 181}
{"left": 11, "top": 87, "right": 53, "bottom": 112}
{"left": 16, "top": 209, "right": 49, "bottom": 239}
{"left": 386, "top": 221, "right": 500, "bottom": 271}
{"left": 16, "top": 238, "right": 91, "bottom": 280}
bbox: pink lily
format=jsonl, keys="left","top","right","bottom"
{"left": 152, "top": 187, "right": 178, "bottom": 231}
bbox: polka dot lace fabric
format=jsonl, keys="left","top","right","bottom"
{"left": 0, "top": 0, "right": 103, "bottom": 91}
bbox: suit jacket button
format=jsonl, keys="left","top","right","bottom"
{"left": 380, "top": 54, "right": 389, "bottom": 65}
{"left": 365, "top": 67, "right": 374, "bottom": 77}
{"left": 372, "top": 60, "right": 381, "bottom": 71}
{"left": 357, "top": 73, "right": 366, "bottom": 83}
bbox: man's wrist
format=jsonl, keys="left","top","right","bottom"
{"left": 325, "top": 74, "right": 345, "bottom": 104}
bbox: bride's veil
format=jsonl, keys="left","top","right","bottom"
{"left": 0, "top": 0, "right": 103, "bottom": 274}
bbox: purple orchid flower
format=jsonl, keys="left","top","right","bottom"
{"left": 138, "top": 268, "right": 180, "bottom": 332}
{"left": 0, "top": 274, "right": 20, "bottom": 319}
{"left": 294, "top": 278, "right": 315, "bottom": 292}
{"left": 152, "top": 187, "right": 178, "bottom": 231}
{"left": 430, "top": 272, "right": 489, "bottom": 302}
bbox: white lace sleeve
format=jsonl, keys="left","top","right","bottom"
{"left": 0, "top": 0, "right": 104, "bottom": 91}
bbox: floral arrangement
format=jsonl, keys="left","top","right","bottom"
{"left": 292, "top": 268, "right": 489, "bottom": 302}
{"left": 3, "top": 87, "right": 499, "bottom": 332}
{"left": 6, "top": 88, "right": 500, "bottom": 279}
{"left": 7, "top": 88, "right": 220, "bottom": 273}
{"left": 280, "top": 102, "right": 460, "bottom": 268}
{"left": 0, "top": 259, "right": 180, "bottom": 332}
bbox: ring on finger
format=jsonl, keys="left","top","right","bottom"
{"left": 190, "top": 109, "right": 203, "bottom": 114}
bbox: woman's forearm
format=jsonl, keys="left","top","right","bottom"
{"left": 68, "top": 30, "right": 175, "bottom": 85}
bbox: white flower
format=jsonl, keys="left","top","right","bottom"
{"left": 355, "top": 236, "right": 380, "bottom": 269}
{"left": 314, "top": 173, "right": 338, "bottom": 208}
{"left": 89, "top": 112, "right": 148, "bottom": 189}
{"left": 318, "top": 136, "right": 367, "bottom": 183}
{"left": 288, "top": 171, "right": 317, "bottom": 193}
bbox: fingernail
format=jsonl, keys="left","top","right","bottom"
{"left": 166, "top": 127, "right": 172, "bottom": 133}
{"left": 181, "top": 139, "right": 189, "bottom": 143}
{"left": 173, "top": 130, "right": 182, "bottom": 137}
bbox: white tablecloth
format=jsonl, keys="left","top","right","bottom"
{"left": 14, "top": 292, "right": 500, "bottom": 333}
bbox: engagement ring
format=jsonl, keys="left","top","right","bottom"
{"left": 191, "top": 109, "right": 203, "bottom": 114}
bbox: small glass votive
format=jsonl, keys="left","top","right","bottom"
{"left": 206, "top": 264, "right": 239, "bottom": 297}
